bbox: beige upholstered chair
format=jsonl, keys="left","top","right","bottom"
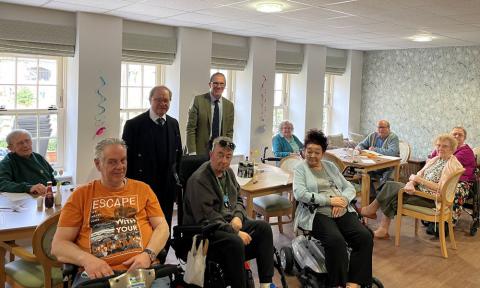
{"left": 0, "top": 212, "right": 63, "bottom": 288}
{"left": 395, "top": 168, "right": 464, "bottom": 258}
{"left": 252, "top": 155, "right": 302, "bottom": 233}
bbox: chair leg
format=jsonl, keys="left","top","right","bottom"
{"left": 277, "top": 216, "right": 283, "bottom": 234}
{"left": 448, "top": 216, "right": 457, "bottom": 250}
{"left": 395, "top": 214, "right": 402, "bottom": 247}
{"left": 439, "top": 221, "right": 448, "bottom": 258}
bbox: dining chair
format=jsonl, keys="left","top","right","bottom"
{"left": 394, "top": 168, "right": 464, "bottom": 258}
{"left": 399, "top": 141, "right": 412, "bottom": 182}
{"left": 0, "top": 212, "right": 63, "bottom": 288}
{"left": 252, "top": 155, "right": 301, "bottom": 234}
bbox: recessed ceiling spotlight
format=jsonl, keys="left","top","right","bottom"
{"left": 256, "top": 2, "right": 284, "bottom": 13}
{"left": 409, "top": 34, "right": 435, "bottom": 42}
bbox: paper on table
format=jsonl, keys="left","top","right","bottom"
{"left": 381, "top": 155, "right": 401, "bottom": 160}
{"left": 267, "top": 172, "right": 290, "bottom": 186}
{"left": 236, "top": 177, "right": 252, "bottom": 186}
{"left": 360, "top": 159, "right": 376, "bottom": 164}
{"left": 0, "top": 192, "right": 33, "bottom": 202}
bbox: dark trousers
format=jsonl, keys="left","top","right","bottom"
{"left": 311, "top": 212, "right": 373, "bottom": 287}
{"left": 370, "top": 168, "right": 394, "bottom": 198}
{"left": 207, "top": 219, "right": 274, "bottom": 288}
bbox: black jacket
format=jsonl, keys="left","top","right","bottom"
{"left": 122, "top": 111, "right": 182, "bottom": 194}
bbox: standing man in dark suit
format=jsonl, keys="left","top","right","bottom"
{"left": 122, "top": 85, "right": 182, "bottom": 232}
{"left": 186, "top": 72, "right": 234, "bottom": 155}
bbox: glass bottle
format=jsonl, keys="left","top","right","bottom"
{"left": 54, "top": 182, "right": 62, "bottom": 206}
{"left": 44, "top": 181, "right": 54, "bottom": 209}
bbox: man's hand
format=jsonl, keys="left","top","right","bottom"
{"left": 123, "top": 252, "right": 152, "bottom": 273}
{"left": 30, "top": 183, "right": 47, "bottom": 195}
{"left": 230, "top": 217, "right": 242, "bottom": 232}
{"left": 330, "top": 196, "right": 347, "bottom": 208}
{"left": 332, "top": 207, "right": 345, "bottom": 218}
{"left": 83, "top": 256, "right": 114, "bottom": 279}
{"left": 237, "top": 231, "right": 252, "bottom": 245}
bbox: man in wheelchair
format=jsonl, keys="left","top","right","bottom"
{"left": 183, "top": 137, "right": 275, "bottom": 288}
{"left": 51, "top": 138, "right": 170, "bottom": 287}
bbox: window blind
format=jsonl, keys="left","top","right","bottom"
{"left": 211, "top": 33, "right": 249, "bottom": 70}
{"left": 276, "top": 41, "right": 304, "bottom": 74}
{"left": 326, "top": 48, "right": 347, "bottom": 75}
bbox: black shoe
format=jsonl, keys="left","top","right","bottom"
{"left": 426, "top": 222, "right": 449, "bottom": 237}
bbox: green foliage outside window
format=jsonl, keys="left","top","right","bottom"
{"left": 17, "top": 87, "right": 34, "bottom": 106}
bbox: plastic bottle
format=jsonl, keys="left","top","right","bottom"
{"left": 54, "top": 182, "right": 62, "bottom": 206}
{"left": 44, "top": 181, "right": 54, "bottom": 209}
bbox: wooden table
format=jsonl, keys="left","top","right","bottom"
{"left": 231, "top": 163, "right": 293, "bottom": 218}
{"left": 0, "top": 188, "right": 72, "bottom": 287}
{"left": 326, "top": 148, "right": 401, "bottom": 207}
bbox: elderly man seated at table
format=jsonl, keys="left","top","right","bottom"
{"left": 272, "top": 120, "right": 304, "bottom": 158}
{"left": 355, "top": 120, "right": 400, "bottom": 198}
{"left": 183, "top": 136, "right": 275, "bottom": 288}
{"left": 0, "top": 129, "right": 55, "bottom": 194}
{"left": 51, "top": 138, "right": 169, "bottom": 286}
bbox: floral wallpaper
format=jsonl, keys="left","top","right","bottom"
{"left": 361, "top": 46, "right": 480, "bottom": 159}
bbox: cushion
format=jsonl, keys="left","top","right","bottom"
{"left": 5, "top": 259, "right": 63, "bottom": 288}
{"left": 403, "top": 204, "right": 444, "bottom": 216}
{"left": 327, "top": 133, "right": 345, "bottom": 148}
{"left": 253, "top": 195, "right": 292, "bottom": 212}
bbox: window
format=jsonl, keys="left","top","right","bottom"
{"left": 323, "top": 74, "right": 334, "bottom": 134}
{"left": 120, "top": 62, "right": 164, "bottom": 133}
{"left": 272, "top": 73, "right": 290, "bottom": 134}
{"left": 0, "top": 54, "right": 64, "bottom": 166}
{"left": 210, "top": 68, "right": 236, "bottom": 103}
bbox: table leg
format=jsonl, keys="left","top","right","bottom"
{"left": 0, "top": 246, "right": 5, "bottom": 288}
{"left": 361, "top": 172, "right": 371, "bottom": 207}
{"left": 245, "top": 195, "right": 254, "bottom": 218}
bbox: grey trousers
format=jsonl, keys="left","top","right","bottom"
{"left": 377, "top": 181, "right": 435, "bottom": 218}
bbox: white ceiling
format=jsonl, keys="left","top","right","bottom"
{"left": 3, "top": 0, "right": 480, "bottom": 50}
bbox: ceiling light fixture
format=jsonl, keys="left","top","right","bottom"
{"left": 410, "top": 34, "right": 435, "bottom": 42}
{"left": 256, "top": 2, "right": 284, "bottom": 13}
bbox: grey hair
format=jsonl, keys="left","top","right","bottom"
{"left": 210, "top": 72, "right": 226, "bottom": 83}
{"left": 6, "top": 129, "right": 31, "bottom": 146}
{"left": 149, "top": 85, "right": 172, "bottom": 101}
{"left": 94, "top": 138, "right": 127, "bottom": 160}
{"left": 278, "top": 120, "right": 293, "bottom": 133}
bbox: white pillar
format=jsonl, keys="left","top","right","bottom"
{"left": 234, "top": 37, "right": 276, "bottom": 160}
{"left": 290, "top": 44, "right": 326, "bottom": 136}
{"left": 65, "top": 12, "right": 122, "bottom": 184}
{"left": 165, "top": 27, "right": 212, "bottom": 144}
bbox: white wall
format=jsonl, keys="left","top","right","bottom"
{"left": 66, "top": 12, "right": 122, "bottom": 183}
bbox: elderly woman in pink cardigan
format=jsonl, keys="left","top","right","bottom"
{"left": 429, "top": 126, "right": 476, "bottom": 221}
{"left": 360, "top": 134, "right": 464, "bottom": 239}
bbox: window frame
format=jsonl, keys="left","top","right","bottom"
{"left": 0, "top": 53, "right": 65, "bottom": 167}
{"left": 120, "top": 62, "right": 165, "bottom": 133}
{"left": 272, "top": 73, "right": 290, "bottom": 134}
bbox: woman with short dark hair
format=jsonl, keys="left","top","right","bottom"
{"left": 294, "top": 129, "right": 373, "bottom": 288}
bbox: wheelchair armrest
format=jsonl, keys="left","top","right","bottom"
{"left": 173, "top": 222, "right": 221, "bottom": 237}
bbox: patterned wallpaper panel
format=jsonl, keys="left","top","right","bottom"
{"left": 361, "top": 46, "right": 480, "bottom": 160}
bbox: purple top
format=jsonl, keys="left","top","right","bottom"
{"left": 429, "top": 144, "right": 476, "bottom": 182}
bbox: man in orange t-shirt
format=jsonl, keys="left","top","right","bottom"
{"left": 52, "top": 138, "right": 170, "bottom": 283}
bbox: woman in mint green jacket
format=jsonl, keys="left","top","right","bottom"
{"left": 293, "top": 129, "right": 373, "bottom": 288}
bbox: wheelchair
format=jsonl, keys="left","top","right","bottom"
{"left": 279, "top": 202, "right": 383, "bottom": 288}
{"left": 171, "top": 154, "right": 288, "bottom": 288}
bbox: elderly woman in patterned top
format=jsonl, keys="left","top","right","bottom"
{"left": 359, "top": 134, "right": 464, "bottom": 239}
{"left": 272, "top": 120, "right": 304, "bottom": 158}
{"left": 429, "top": 126, "right": 476, "bottom": 222}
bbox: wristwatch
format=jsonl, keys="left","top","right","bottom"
{"left": 143, "top": 248, "right": 157, "bottom": 262}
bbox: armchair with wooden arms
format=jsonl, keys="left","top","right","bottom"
{"left": 0, "top": 212, "right": 63, "bottom": 288}
{"left": 398, "top": 141, "right": 412, "bottom": 182}
{"left": 252, "top": 155, "right": 301, "bottom": 234}
{"left": 394, "top": 168, "right": 465, "bottom": 258}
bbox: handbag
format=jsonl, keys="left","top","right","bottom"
{"left": 183, "top": 235, "right": 209, "bottom": 287}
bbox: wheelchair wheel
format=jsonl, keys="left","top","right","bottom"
{"left": 280, "top": 246, "right": 294, "bottom": 275}
{"left": 371, "top": 277, "right": 384, "bottom": 288}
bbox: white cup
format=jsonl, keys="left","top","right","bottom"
{"left": 37, "top": 196, "right": 44, "bottom": 209}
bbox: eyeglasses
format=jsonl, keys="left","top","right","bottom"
{"left": 211, "top": 82, "right": 226, "bottom": 87}
{"left": 377, "top": 126, "right": 388, "bottom": 129}
{"left": 218, "top": 139, "right": 236, "bottom": 151}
